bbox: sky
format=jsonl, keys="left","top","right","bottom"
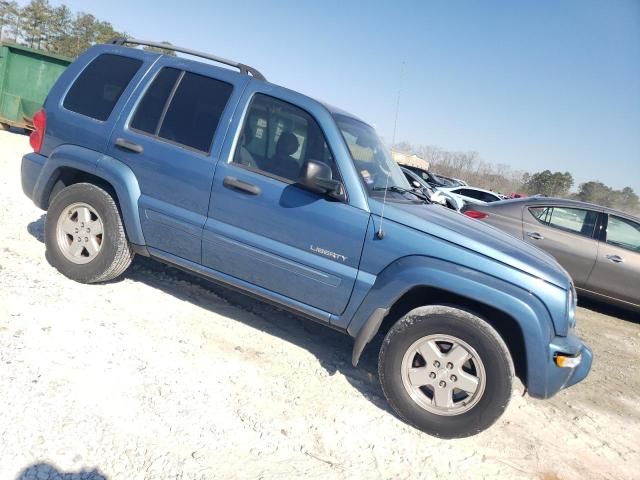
{"left": 22, "top": 0, "right": 640, "bottom": 192}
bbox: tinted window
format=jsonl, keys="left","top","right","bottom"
{"left": 481, "top": 192, "right": 501, "bottom": 202}
{"left": 529, "top": 206, "right": 599, "bottom": 237}
{"left": 456, "top": 188, "right": 483, "bottom": 200}
{"left": 64, "top": 54, "right": 142, "bottom": 121}
{"left": 157, "top": 72, "right": 232, "bottom": 152}
{"left": 232, "top": 94, "right": 339, "bottom": 183}
{"left": 606, "top": 216, "right": 640, "bottom": 252}
{"left": 409, "top": 168, "right": 437, "bottom": 185}
{"left": 130, "top": 67, "right": 181, "bottom": 134}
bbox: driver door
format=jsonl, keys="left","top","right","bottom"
{"left": 203, "top": 89, "right": 370, "bottom": 316}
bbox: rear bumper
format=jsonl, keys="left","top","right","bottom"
{"left": 21, "top": 152, "right": 47, "bottom": 206}
{"left": 528, "top": 332, "right": 593, "bottom": 399}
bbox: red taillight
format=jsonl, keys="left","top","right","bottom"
{"left": 29, "top": 109, "right": 47, "bottom": 153}
{"left": 464, "top": 210, "right": 489, "bottom": 220}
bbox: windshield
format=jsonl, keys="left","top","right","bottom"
{"left": 334, "top": 114, "right": 411, "bottom": 194}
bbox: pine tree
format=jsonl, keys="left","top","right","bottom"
{"left": 2, "top": 1, "right": 20, "bottom": 42}
{"left": 21, "top": 0, "right": 52, "bottom": 50}
{"left": 48, "top": 4, "right": 72, "bottom": 55}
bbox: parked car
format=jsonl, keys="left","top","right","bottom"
{"left": 432, "top": 173, "right": 467, "bottom": 187}
{"left": 402, "top": 165, "right": 448, "bottom": 188}
{"left": 440, "top": 186, "right": 504, "bottom": 206}
{"left": 21, "top": 38, "right": 591, "bottom": 438}
{"left": 462, "top": 197, "right": 640, "bottom": 311}
{"left": 401, "top": 167, "right": 464, "bottom": 210}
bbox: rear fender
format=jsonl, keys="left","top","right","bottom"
{"left": 32, "top": 144, "right": 145, "bottom": 245}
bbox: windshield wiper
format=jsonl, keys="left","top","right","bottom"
{"left": 372, "top": 185, "right": 432, "bottom": 203}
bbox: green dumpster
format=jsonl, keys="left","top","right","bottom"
{"left": 0, "top": 43, "right": 71, "bottom": 131}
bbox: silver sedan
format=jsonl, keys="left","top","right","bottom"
{"left": 462, "top": 197, "right": 640, "bottom": 311}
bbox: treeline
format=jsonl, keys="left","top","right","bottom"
{"left": 0, "top": 0, "right": 123, "bottom": 57}
{"left": 394, "top": 142, "right": 528, "bottom": 196}
{"left": 394, "top": 142, "right": 640, "bottom": 215}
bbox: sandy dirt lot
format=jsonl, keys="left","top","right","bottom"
{"left": 1, "top": 130, "right": 639, "bottom": 480}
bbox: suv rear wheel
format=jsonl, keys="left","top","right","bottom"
{"left": 45, "top": 183, "right": 133, "bottom": 283}
{"left": 379, "top": 305, "right": 514, "bottom": 438}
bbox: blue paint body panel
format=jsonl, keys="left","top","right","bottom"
{"left": 19, "top": 42, "right": 592, "bottom": 401}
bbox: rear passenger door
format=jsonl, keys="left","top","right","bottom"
{"left": 523, "top": 205, "right": 602, "bottom": 287}
{"left": 586, "top": 215, "right": 640, "bottom": 306}
{"left": 107, "top": 57, "right": 249, "bottom": 263}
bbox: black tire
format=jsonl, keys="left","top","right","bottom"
{"left": 45, "top": 183, "right": 133, "bottom": 283}
{"left": 379, "top": 305, "right": 514, "bottom": 438}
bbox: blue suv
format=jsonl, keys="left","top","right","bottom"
{"left": 21, "top": 38, "right": 591, "bottom": 438}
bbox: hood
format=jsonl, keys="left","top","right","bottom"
{"left": 371, "top": 198, "right": 571, "bottom": 289}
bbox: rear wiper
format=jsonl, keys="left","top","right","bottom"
{"left": 373, "top": 185, "right": 432, "bottom": 203}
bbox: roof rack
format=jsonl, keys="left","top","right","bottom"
{"left": 108, "top": 37, "right": 266, "bottom": 81}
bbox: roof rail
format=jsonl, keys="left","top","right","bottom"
{"left": 108, "top": 37, "right": 266, "bottom": 81}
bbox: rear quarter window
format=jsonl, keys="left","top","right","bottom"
{"left": 63, "top": 54, "right": 142, "bottom": 121}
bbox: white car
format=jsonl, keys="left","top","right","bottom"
{"left": 401, "top": 167, "right": 465, "bottom": 210}
{"left": 438, "top": 186, "right": 504, "bottom": 206}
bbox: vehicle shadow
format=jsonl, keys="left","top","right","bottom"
{"left": 578, "top": 297, "right": 639, "bottom": 324}
{"left": 26, "top": 214, "right": 390, "bottom": 413}
{"left": 15, "top": 462, "right": 107, "bottom": 479}
{"left": 124, "top": 255, "right": 390, "bottom": 411}
{"left": 27, "top": 214, "right": 46, "bottom": 242}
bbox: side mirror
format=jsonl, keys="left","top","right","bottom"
{"left": 411, "top": 180, "right": 421, "bottom": 189}
{"left": 298, "top": 160, "right": 344, "bottom": 199}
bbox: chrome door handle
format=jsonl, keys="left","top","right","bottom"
{"left": 115, "top": 137, "right": 144, "bottom": 153}
{"left": 606, "top": 254, "right": 624, "bottom": 264}
{"left": 527, "top": 232, "right": 544, "bottom": 240}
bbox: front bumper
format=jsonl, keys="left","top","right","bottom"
{"left": 528, "top": 332, "right": 593, "bottom": 399}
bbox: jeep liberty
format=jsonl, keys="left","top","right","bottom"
{"left": 21, "top": 38, "right": 592, "bottom": 438}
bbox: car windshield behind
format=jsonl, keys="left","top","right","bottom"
{"left": 334, "top": 114, "right": 410, "bottom": 194}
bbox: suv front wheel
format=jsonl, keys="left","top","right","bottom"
{"left": 379, "top": 305, "right": 514, "bottom": 438}
{"left": 45, "top": 183, "right": 133, "bottom": 283}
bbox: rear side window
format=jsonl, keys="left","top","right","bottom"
{"left": 606, "top": 216, "right": 640, "bottom": 252}
{"left": 456, "top": 188, "right": 499, "bottom": 202}
{"left": 455, "top": 188, "right": 480, "bottom": 199}
{"left": 129, "top": 68, "right": 233, "bottom": 152}
{"left": 159, "top": 72, "right": 232, "bottom": 152}
{"left": 130, "top": 67, "right": 181, "bottom": 134}
{"left": 64, "top": 54, "right": 142, "bottom": 121}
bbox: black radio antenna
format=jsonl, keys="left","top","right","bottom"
{"left": 377, "top": 61, "right": 405, "bottom": 240}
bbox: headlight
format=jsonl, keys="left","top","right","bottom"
{"left": 567, "top": 284, "right": 577, "bottom": 329}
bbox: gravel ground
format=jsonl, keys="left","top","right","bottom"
{"left": 1, "top": 130, "right": 639, "bottom": 480}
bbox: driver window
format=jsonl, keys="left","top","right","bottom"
{"left": 232, "top": 94, "right": 338, "bottom": 183}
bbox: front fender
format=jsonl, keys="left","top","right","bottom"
{"left": 32, "top": 145, "right": 145, "bottom": 245}
{"left": 347, "top": 256, "right": 556, "bottom": 396}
